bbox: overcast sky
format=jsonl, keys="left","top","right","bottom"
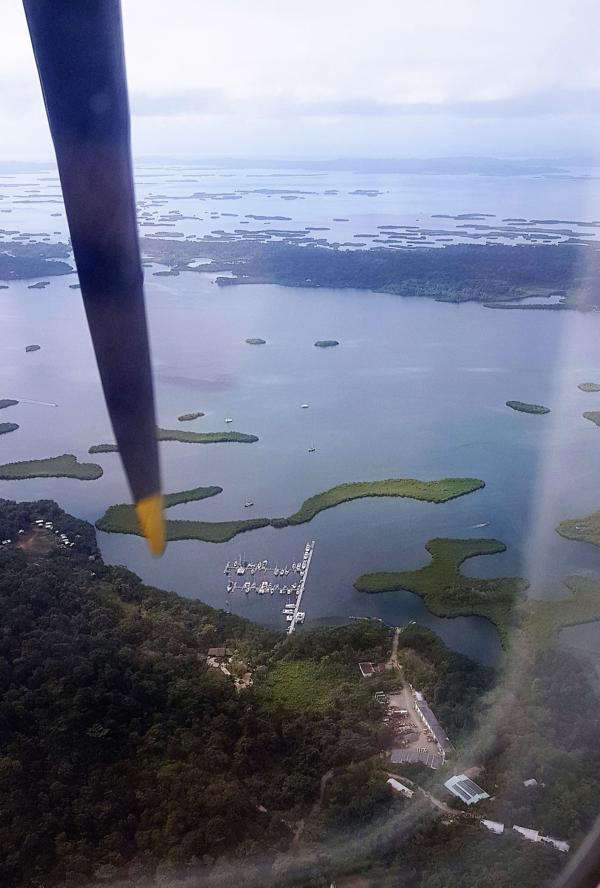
{"left": 2, "top": 0, "right": 600, "bottom": 161}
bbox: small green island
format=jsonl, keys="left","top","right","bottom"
{"left": 0, "top": 399, "right": 18, "bottom": 410}
{"left": 314, "top": 340, "right": 339, "bottom": 348}
{"left": 89, "top": 428, "right": 259, "bottom": 453}
{"left": 279, "top": 477, "right": 484, "bottom": 525}
{"left": 0, "top": 423, "right": 19, "bottom": 435}
{"left": 578, "top": 383, "right": 600, "bottom": 392}
{"left": 177, "top": 411, "right": 205, "bottom": 422}
{"left": 0, "top": 454, "right": 103, "bottom": 481}
{"left": 96, "top": 476, "right": 484, "bottom": 544}
{"left": 245, "top": 338, "right": 266, "bottom": 345}
{"left": 97, "top": 485, "right": 267, "bottom": 544}
{"left": 354, "top": 537, "right": 527, "bottom": 647}
{"left": 506, "top": 400, "right": 550, "bottom": 414}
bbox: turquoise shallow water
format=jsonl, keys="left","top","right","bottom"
{"left": 4, "top": 263, "right": 600, "bottom": 664}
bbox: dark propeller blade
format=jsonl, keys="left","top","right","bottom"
{"left": 22, "top": 0, "right": 165, "bottom": 554}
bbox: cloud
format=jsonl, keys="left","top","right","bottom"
{"left": 128, "top": 86, "right": 600, "bottom": 121}
{"left": 131, "top": 88, "right": 226, "bottom": 116}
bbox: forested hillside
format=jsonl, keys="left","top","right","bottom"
{"left": 0, "top": 498, "right": 594, "bottom": 888}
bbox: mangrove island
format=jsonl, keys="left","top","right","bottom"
{"left": 89, "top": 428, "right": 259, "bottom": 453}
{"left": 177, "top": 412, "right": 205, "bottom": 422}
{"left": 96, "top": 476, "right": 484, "bottom": 545}
{"left": 506, "top": 400, "right": 550, "bottom": 414}
{"left": 0, "top": 454, "right": 103, "bottom": 481}
{"left": 354, "top": 537, "right": 527, "bottom": 647}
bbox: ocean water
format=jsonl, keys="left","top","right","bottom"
{"left": 3, "top": 163, "right": 600, "bottom": 665}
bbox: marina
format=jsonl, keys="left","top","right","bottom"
{"left": 224, "top": 540, "right": 315, "bottom": 632}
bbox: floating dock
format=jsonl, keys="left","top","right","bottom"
{"left": 224, "top": 540, "right": 315, "bottom": 632}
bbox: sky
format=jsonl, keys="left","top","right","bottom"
{"left": 2, "top": 0, "right": 600, "bottom": 161}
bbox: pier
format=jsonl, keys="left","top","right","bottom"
{"left": 287, "top": 540, "right": 314, "bottom": 634}
{"left": 224, "top": 540, "right": 315, "bottom": 632}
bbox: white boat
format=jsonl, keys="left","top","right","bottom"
{"left": 301, "top": 404, "right": 309, "bottom": 409}
{"left": 226, "top": 581, "right": 233, "bottom": 592}
{"left": 225, "top": 417, "right": 233, "bottom": 423}
{"left": 308, "top": 443, "right": 316, "bottom": 453}
{"left": 286, "top": 615, "right": 294, "bottom": 622}
{"left": 244, "top": 500, "right": 254, "bottom": 508}
{"left": 284, "top": 567, "right": 290, "bottom": 575}
{"left": 236, "top": 566, "right": 245, "bottom": 575}
{"left": 296, "top": 612, "right": 305, "bottom": 624}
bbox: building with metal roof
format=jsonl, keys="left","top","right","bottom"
{"left": 391, "top": 749, "right": 443, "bottom": 770}
{"left": 444, "top": 774, "right": 490, "bottom": 805}
{"left": 414, "top": 698, "right": 451, "bottom": 751}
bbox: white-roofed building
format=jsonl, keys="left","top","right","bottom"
{"left": 513, "top": 825, "right": 539, "bottom": 842}
{"left": 481, "top": 820, "right": 504, "bottom": 835}
{"left": 444, "top": 774, "right": 490, "bottom": 805}
{"left": 387, "top": 778, "right": 414, "bottom": 799}
{"left": 541, "top": 836, "right": 570, "bottom": 853}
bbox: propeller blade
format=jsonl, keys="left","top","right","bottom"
{"left": 23, "top": 0, "right": 165, "bottom": 555}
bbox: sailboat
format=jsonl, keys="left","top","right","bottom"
{"left": 308, "top": 442, "right": 316, "bottom": 453}
{"left": 244, "top": 499, "right": 254, "bottom": 508}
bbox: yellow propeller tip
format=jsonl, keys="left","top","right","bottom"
{"left": 135, "top": 493, "right": 166, "bottom": 556}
